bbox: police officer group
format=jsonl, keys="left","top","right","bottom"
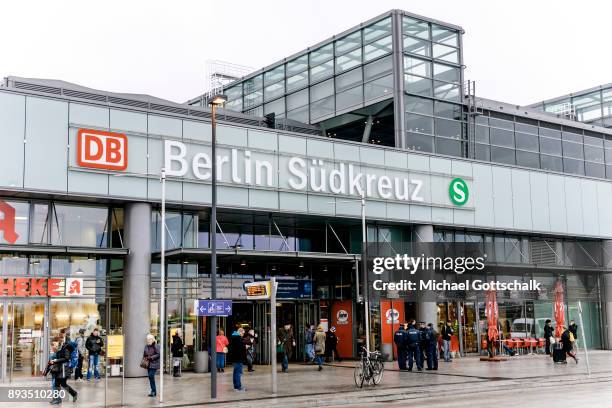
{"left": 393, "top": 320, "right": 438, "bottom": 371}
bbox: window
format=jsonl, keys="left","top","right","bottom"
{"left": 310, "top": 97, "right": 334, "bottom": 120}
{"left": 309, "top": 60, "right": 334, "bottom": 83}
{"left": 335, "top": 31, "right": 361, "bottom": 55}
{"left": 243, "top": 91, "right": 263, "bottom": 108}
{"left": 264, "top": 66, "right": 284, "bottom": 85}
{"left": 489, "top": 118, "right": 513, "bottom": 131}
{"left": 435, "top": 118, "right": 462, "bottom": 139}
{"left": 475, "top": 125, "right": 489, "bottom": 143}
{"left": 336, "top": 48, "right": 362, "bottom": 73}
{"left": 404, "top": 36, "right": 430, "bottom": 57}
{"left": 0, "top": 200, "right": 29, "bottom": 244}
{"left": 490, "top": 128, "right": 514, "bottom": 148}
{"left": 363, "top": 74, "right": 393, "bottom": 100}
{"left": 286, "top": 72, "right": 308, "bottom": 93}
{"left": 31, "top": 203, "right": 50, "bottom": 244}
{"left": 435, "top": 101, "right": 462, "bottom": 120}
{"left": 405, "top": 95, "right": 433, "bottom": 115}
{"left": 515, "top": 133, "right": 539, "bottom": 152}
{"left": 433, "top": 81, "right": 460, "bottom": 101}
{"left": 287, "top": 89, "right": 309, "bottom": 111}
{"left": 364, "top": 35, "right": 392, "bottom": 62}
{"left": 540, "top": 137, "right": 562, "bottom": 156}
{"left": 541, "top": 155, "right": 563, "bottom": 172}
{"left": 539, "top": 127, "right": 561, "bottom": 139}
{"left": 363, "top": 17, "right": 392, "bottom": 43}
{"left": 436, "top": 137, "right": 463, "bottom": 157}
{"left": 562, "top": 141, "right": 584, "bottom": 159}
{"left": 516, "top": 151, "right": 540, "bottom": 169}
{"left": 243, "top": 75, "right": 262, "bottom": 94}
{"left": 309, "top": 44, "right": 333, "bottom": 65}
{"left": 491, "top": 146, "right": 515, "bottom": 165}
{"left": 585, "top": 162, "right": 605, "bottom": 178}
{"left": 264, "top": 81, "right": 284, "bottom": 102}
{"left": 336, "top": 85, "right": 363, "bottom": 110}
{"left": 406, "top": 113, "right": 433, "bottom": 134}
{"left": 584, "top": 145, "right": 604, "bottom": 163}
{"left": 562, "top": 131, "right": 583, "bottom": 143}
{"left": 364, "top": 56, "right": 392, "bottom": 81}
{"left": 336, "top": 68, "right": 363, "bottom": 92}
{"left": 406, "top": 132, "right": 434, "bottom": 152}
{"left": 405, "top": 75, "right": 432, "bottom": 97}
{"left": 431, "top": 25, "right": 458, "bottom": 47}
{"left": 286, "top": 56, "right": 308, "bottom": 76}
{"left": 405, "top": 56, "right": 431, "bottom": 77}
{"left": 563, "top": 158, "right": 584, "bottom": 175}
{"left": 403, "top": 17, "right": 429, "bottom": 39}
{"left": 52, "top": 204, "right": 108, "bottom": 247}
{"left": 515, "top": 122, "right": 538, "bottom": 134}
{"left": 310, "top": 79, "right": 334, "bottom": 101}
{"left": 287, "top": 105, "right": 309, "bottom": 123}
{"left": 475, "top": 143, "right": 490, "bottom": 161}
{"left": 433, "top": 43, "right": 459, "bottom": 64}
{"left": 264, "top": 98, "right": 285, "bottom": 115}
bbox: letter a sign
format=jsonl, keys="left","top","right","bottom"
{"left": 77, "top": 129, "right": 128, "bottom": 171}
{"left": 0, "top": 201, "right": 19, "bottom": 244}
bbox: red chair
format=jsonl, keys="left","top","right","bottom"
{"left": 526, "top": 338, "right": 537, "bottom": 354}
{"left": 537, "top": 338, "right": 546, "bottom": 354}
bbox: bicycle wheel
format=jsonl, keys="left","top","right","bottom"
{"left": 353, "top": 361, "right": 365, "bottom": 388}
{"left": 372, "top": 361, "right": 384, "bottom": 385}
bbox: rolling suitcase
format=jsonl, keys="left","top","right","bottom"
{"left": 552, "top": 342, "right": 566, "bottom": 363}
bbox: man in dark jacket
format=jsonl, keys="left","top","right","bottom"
{"left": 561, "top": 326, "right": 578, "bottom": 364}
{"left": 171, "top": 329, "right": 184, "bottom": 377}
{"left": 325, "top": 327, "right": 341, "bottom": 362}
{"left": 441, "top": 321, "right": 454, "bottom": 362}
{"left": 543, "top": 319, "right": 554, "bottom": 355}
{"left": 569, "top": 320, "right": 578, "bottom": 352}
{"left": 394, "top": 324, "right": 407, "bottom": 370}
{"left": 85, "top": 328, "right": 104, "bottom": 380}
{"left": 424, "top": 323, "right": 438, "bottom": 370}
{"left": 228, "top": 328, "right": 247, "bottom": 391}
{"left": 243, "top": 328, "right": 257, "bottom": 372}
{"left": 406, "top": 323, "right": 422, "bottom": 371}
{"left": 277, "top": 324, "right": 295, "bottom": 373}
{"left": 50, "top": 330, "right": 78, "bottom": 405}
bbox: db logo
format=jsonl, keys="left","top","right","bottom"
{"left": 77, "top": 129, "right": 128, "bottom": 171}
{"left": 336, "top": 309, "right": 349, "bottom": 325}
{"left": 65, "top": 278, "right": 84, "bottom": 296}
{"left": 385, "top": 308, "right": 400, "bottom": 324}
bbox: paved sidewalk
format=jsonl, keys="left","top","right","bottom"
{"left": 2, "top": 350, "right": 610, "bottom": 407}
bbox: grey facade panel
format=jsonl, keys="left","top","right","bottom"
{"left": 0, "top": 92, "right": 25, "bottom": 188}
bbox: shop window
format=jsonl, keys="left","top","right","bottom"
{"left": 51, "top": 204, "right": 108, "bottom": 247}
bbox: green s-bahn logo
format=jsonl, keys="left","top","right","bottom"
{"left": 449, "top": 178, "right": 469, "bottom": 206}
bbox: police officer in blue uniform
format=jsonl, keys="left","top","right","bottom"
{"left": 425, "top": 323, "right": 438, "bottom": 370}
{"left": 406, "top": 322, "right": 423, "bottom": 371}
{"left": 393, "top": 323, "right": 407, "bottom": 370}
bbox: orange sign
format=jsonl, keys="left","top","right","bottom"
{"left": 0, "top": 278, "right": 63, "bottom": 297}
{"left": 0, "top": 201, "right": 19, "bottom": 244}
{"left": 331, "top": 301, "right": 353, "bottom": 358}
{"left": 380, "top": 300, "right": 405, "bottom": 356}
{"left": 77, "top": 129, "right": 128, "bottom": 171}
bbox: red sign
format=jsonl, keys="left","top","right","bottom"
{"left": 77, "top": 129, "right": 128, "bottom": 171}
{"left": 0, "top": 201, "right": 19, "bottom": 244}
{"left": 0, "top": 278, "right": 63, "bottom": 297}
{"left": 331, "top": 300, "right": 353, "bottom": 358}
{"left": 381, "top": 300, "right": 405, "bottom": 356}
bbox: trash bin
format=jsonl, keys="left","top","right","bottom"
{"left": 382, "top": 343, "right": 394, "bottom": 362}
{"left": 194, "top": 351, "right": 209, "bottom": 373}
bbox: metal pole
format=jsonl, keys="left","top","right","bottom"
{"left": 361, "top": 194, "right": 370, "bottom": 351}
{"left": 271, "top": 277, "right": 277, "bottom": 394}
{"left": 160, "top": 168, "right": 166, "bottom": 403}
{"left": 210, "top": 103, "right": 218, "bottom": 398}
{"left": 578, "top": 301, "right": 591, "bottom": 376}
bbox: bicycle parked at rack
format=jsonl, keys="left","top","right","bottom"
{"left": 353, "top": 346, "right": 385, "bottom": 388}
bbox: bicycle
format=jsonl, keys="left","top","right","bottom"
{"left": 353, "top": 346, "right": 385, "bottom": 388}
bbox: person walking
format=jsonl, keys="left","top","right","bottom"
{"left": 393, "top": 324, "right": 407, "bottom": 370}
{"left": 171, "top": 328, "right": 184, "bottom": 377}
{"left": 569, "top": 320, "right": 579, "bottom": 352}
{"left": 561, "top": 325, "right": 579, "bottom": 364}
{"left": 49, "top": 330, "right": 78, "bottom": 405}
{"left": 313, "top": 325, "right": 326, "bottom": 371}
{"left": 243, "top": 328, "right": 257, "bottom": 372}
{"left": 304, "top": 324, "right": 315, "bottom": 363}
{"left": 406, "top": 322, "right": 422, "bottom": 372}
{"left": 142, "top": 334, "right": 160, "bottom": 397}
{"left": 325, "top": 327, "right": 341, "bottom": 363}
{"left": 227, "top": 327, "right": 247, "bottom": 391}
{"left": 277, "top": 323, "right": 295, "bottom": 373}
{"left": 441, "top": 320, "right": 454, "bottom": 362}
{"left": 544, "top": 319, "right": 554, "bottom": 356}
{"left": 216, "top": 328, "right": 229, "bottom": 373}
{"left": 85, "top": 327, "right": 103, "bottom": 381}
{"left": 425, "top": 323, "right": 438, "bottom": 370}
{"left": 74, "top": 328, "right": 86, "bottom": 381}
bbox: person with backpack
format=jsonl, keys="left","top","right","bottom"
{"left": 49, "top": 329, "right": 78, "bottom": 405}
{"left": 393, "top": 324, "right": 407, "bottom": 370}
{"left": 425, "top": 323, "right": 438, "bottom": 370}
{"left": 171, "top": 328, "right": 184, "bottom": 377}
{"left": 406, "top": 322, "right": 422, "bottom": 371}
{"left": 86, "top": 327, "right": 104, "bottom": 381}
{"left": 304, "top": 324, "right": 315, "bottom": 363}
{"left": 74, "top": 329, "right": 86, "bottom": 381}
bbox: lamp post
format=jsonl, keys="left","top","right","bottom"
{"left": 208, "top": 94, "right": 227, "bottom": 399}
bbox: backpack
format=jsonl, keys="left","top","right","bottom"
{"left": 66, "top": 340, "right": 79, "bottom": 369}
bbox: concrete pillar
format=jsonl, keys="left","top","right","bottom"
{"left": 414, "top": 225, "right": 438, "bottom": 326}
{"left": 603, "top": 240, "right": 612, "bottom": 350}
{"left": 123, "top": 202, "right": 152, "bottom": 377}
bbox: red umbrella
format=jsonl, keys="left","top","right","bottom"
{"left": 553, "top": 281, "right": 565, "bottom": 337}
{"left": 485, "top": 287, "right": 499, "bottom": 343}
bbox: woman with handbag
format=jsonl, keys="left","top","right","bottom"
{"left": 216, "top": 328, "right": 230, "bottom": 373}
{"left": 313, "top": 325, "right": 326, "bottom": 371}
{"left": 141, "top": 334, "right": 160, "bottom": 397}
{"left": 171, "top": 329, "right": 184, "bottom": 377}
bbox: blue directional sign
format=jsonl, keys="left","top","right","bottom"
{"left": 195, "top": 300, "right": 232, "bottom": 316}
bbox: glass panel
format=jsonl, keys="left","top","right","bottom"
{"left": 516, "top": 150, "right": 540, "bottom": 169}
{"left": 264, "top": 81, "right": 285, "bottom": 102}
{"left": 336, "top": 85, "right": 363, "bottom": 110}
{"left": 51, "top": 257, "right": 106, "bottom": 278}
{"left": 403, "top": 36, "right": 431, "bottom": 57}
{"left": 286, "top": 105, "right": 309, "bottom": 123}
{"left": 310, "top": 79, "right": 334, "bottom": 101}
{"left": 562, "top": 131, "right": 583, "bottom": 143}
{"left": 491, "top": 146, "right": 515, "bottom": 165}
{"left": 0, "top": 200, "right": 29, "bottom": 244}
{"left": 405, "top": 75, "right": 432, "bottom": 97}
{"left": 406, "top": 132, "right": 434, "bottom": 152}
{"left": 243, "top": 91, "right": 263, "bottom": 108}
{"left": 585, "top": 162, "right": 605, "bottom": 178}
{"left": 363, "top": 74, "right": 393, "bottom": 100}
{"left": 336, "top": 68, "right": 363, "bottom": 92}
{"left": 224, "top": 85, "right": 241, "bottom": 101}
{"left": 432, "top": 25, "right": 459, "bottom": 47}
{"left": 490, "top": 127, "right": 514, "bottom": 147}
{"left": 10, "top": 302, "right": 45, "bottom": 380}
{"left": 489, "top": 117, "right": 514, "bottom": 130}
{"left": 264, "top": 97, "right": 285, "bottom": 115}
{"left": 435, "top": 137, "right": 463, "bottom": 157}
{"left": 287, "top": 55, "right": 308, "bottom": 76}
{"left": 539, "top": 127, "right": 561, "bottom": 139}
{"left": 31, "top": 203, "right": 50, "bottom": 244}
{"left": 563, "top": 158, "right": 585, "bottom": 175}
{"left": 309, "top": 60, "right": 334, "bottom": 83}
{"left": 475, "top": 143, "right": 490, "bottom": 161}
{"left": 562, "top": 141, "right": 584, "bottom": 159}
{"left": 405, "top": 95, "right": 433, "bottom": 115}
{"left": 406, "top": 113, "right": 434, "bottom": 134}
{"left": 515, "top": 122, "right": 538, "bottom": 134}
{"left": 433, "top": 81, "right": 460, "bottom": 101}
{"left": 364, "top": 56, "right": 393, "bottom": 81}
{"left": 243, "top": 75, "right": 263, "bottom": 93}
{"left": 515, "top": 133, "right": 539, "bottom": 152}
{"left": 52, "top": 205, "right": 108, "bottom": 247}
{"left": 309, "top": 44, "right": 333, "bottom": 65}
{"left": 404, "top": 56, "right": 431, "bottom": 77}
{"left": 434, "top": 101, "right": 462, "bottom": 120}
{"left": 336, "top": 48, "right": 362, "bottom": 73}
{"left": 335, "top": 31, "right": 361, "bottom": 55}
{"left": 264, "top": 66, "right": 285, "bottom": 85}
{"left": 0, "top": 254, "right": 28, "bottom": 275}
{"left": 403, "top": 17, "right": 429, "bottom": 39}
{"left": 363, "top": 35, "right": 392, "bottom": 62}
{"left": 540, "top": 154, "right": 563, "bottom": 172}
{"left": 573, "top": 91, "right": 602, "bottom": 122}
{"left": 584, "top": 135, "right": 604, "bottom": 147}
{"left": 433, "top": 43, "right": 459, "bottom": 64}
{"left": 363, "top": 17, "right": 392, "bottom": 43}
{"left": 287, "top": 89, "right": 309, "bottom": 110}
{"left": 475, "top": 125, "right": 489, "bottom": 143}
{"left": 540, "top": 137, "right": 562, "bottom": 156}
{"left": 245, "top": 106, "right": 263, "bottom": 117}
{"left": 310, "top": 96, "right": 334, "bottom": 120}
{"left": 286, "top": 72, "right": 308, "bottom": 93}
{"left": 584, "top": 145, "right": 604, "bottom": 163}
{"left": 435, "top": 118, "right": 462, "bottom": 139}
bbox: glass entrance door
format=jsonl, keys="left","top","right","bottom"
{"left": 1, "top": 300, "right": 46, "bottom": 382}
{"left": 460, "top": 302, "right": 478, "bottom": 354}
{"left": 253, "top": 302, "right": 269, "bottom": 364}
{"left": 297, "top": 302, "right": 318, "bottom": 362}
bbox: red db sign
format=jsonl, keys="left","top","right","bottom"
{"left": 77, "top": 129, "right": 128, "bottom": 171}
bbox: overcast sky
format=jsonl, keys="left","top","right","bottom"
{"left": 1, "top": 0, "right": 609, "bottom": 106}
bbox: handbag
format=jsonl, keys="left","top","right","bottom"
{"left": 223, "top": 346, "right": 228, "bottom": 354}
{"left": 276, "top": 341, "right": 284, "bottom": 353}
{"left": 140, "top": 357, "right": 150, "bottom": 369}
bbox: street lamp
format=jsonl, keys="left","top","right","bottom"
{"left": 209, "top": 93, "right": 226, "bottom": 399}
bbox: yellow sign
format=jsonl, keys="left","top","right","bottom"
{"left": 106, "top": 335, "right": 124, "bottom": 358}
{"left": 245, "top": 281, "right": 271, "bottom": 300}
